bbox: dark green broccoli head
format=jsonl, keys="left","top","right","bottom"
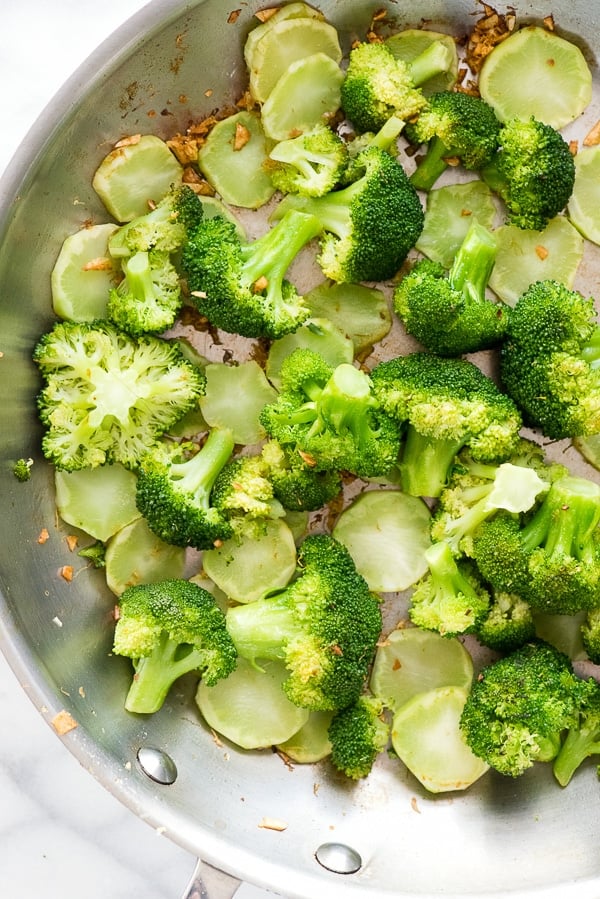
{"left": 211, "top": 454, "right": 283, "bottom": 520}
{"left": 475, "top": 591, "right": 535, "bottom": 654}
{"left": 481, "top": 116, "right": 576, "bottom": 230}
{"left": 181, "top": 209, "right": 321, "bottom": 339}
{"left": 328, "top": 693, "right": 390, "bottom": 779}
{"left": 113, "top": 577, "right": 237, "bottom": 714}
{"left": 225, "top": 534, "right": 383, "bottom": 711}
{"left": 581, "top": 607, "right": 600, "bottom": 665}
{"left": 267, "top": 124, "right": 349, "bottom": 197}
{"left": 553, "top": 678, "right": 600, "bottom": 787}
{"left": 260, "top": 440, "right": 342, "bottom": 512}
{"left": 108, "top": 183, "right": 204, "bottom": 257}
{"left": 135, "top": 429, "right": 236, "bottom": 549}
{"left": 34, "top": 320, "right": 205, "bottom": 471}
{"left": 460, "top": 640, "right": 594, "bottom": 777}
{"left": 107, "top": 248, "right": 182, "bottom": 337}
{"left": 407, "top": 90, "right": 501, "bottom": 191}
{"left": 500, "top": 279, "right": 600, "bottom": 439}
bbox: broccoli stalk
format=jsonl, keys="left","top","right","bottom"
{"left": 267, "top": 123, "right": 349, "bottom": 197}
{"left": 393, "top": 220, "right": 509, "bottom": 356}
{"left": 182, "top": 209, "right": 322, "bottom": 339}
{"left": 107, "top": 249, "right": 182, "bottom": 336}
{"left": 328, "top": 693, "right": 390, "bottom": 780}
{"left": 113, "top": 578, "right": 237, "bottom": 714}
{"left": 225, "top": 534, "right": 382, "bottom": 711}
{"left": 553, "top": 688, "right": 600, "bottom": 787}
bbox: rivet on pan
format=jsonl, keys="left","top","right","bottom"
{"left": 136, "top": 746, "right": 178, "bottom": 785}
{"left": 315, "top": 841, "right": 362, "bottom": 875}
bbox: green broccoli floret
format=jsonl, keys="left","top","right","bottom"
{"left": 553, "top": 678, "right": 600, "bottom": 787}
{"left": 78, "top": 541, "right": 107, "bottom": 568}
{"left": 211, "top": 453, "right": 284, "bottom": 520}
{"left": 370, "top": 352, "right": 522, "bottom": 498}
{"left": 408, "top": 540, "right": 491, "bottom": 637}
{"left": 181, "top": 209, "right": 321, "bottom": 339}
{"left": 108, "top": 183, "right": 204, "bottom": 257}
{"left": 460, "top": 640, "right": 594, "bottom": 777}
{"left": 500, "top": 279, "right": 600, "bottom": 439}
{"left": 473, "top": 475, "right": 600, "bottom": 615}
{"left": 260, "top": 440, "right": 343, "bottom": 512}
{"left": 328, "top": 692, "right": 390, "bottom": 779}
{"left": 135, "top": 429, "right": 236, "bottom": 549}
{"left": 340, "top": 40, "right": 454, "bottom": 134}
{"left": 430, "top": 439, "right": 559, "bottom": 557}
{"left": 271, "top": 146, "right": 424, "bottom": 283}
{"left": 475, "top": 590, "right": 535, "bottom": 654}
{"left": 267, "top": 124, "right": 349, "bottom": 197}
{"left": 12, "top": 457, "right": 33, "bottom": 482}
{"left": 407, "top": 90, "right": 501, "bottom": 191}
{"left": 107, "top": 249, "right": 182, "bottom": 336}
{"left": 393, "top": 219, "right": 509, "bottom": 355}
{"left": 342, "top": 114, "right": 405, "bottom": 183}
{"left": 581, "top": 607, "right": 600, "bottom": 664}
{"left": 480, "top": 116, "right": 576, "bottom": 231}
{"left": 225, "top": 534, "right": 383, "bottom": 711}
{"left": 33, "top": 320, "right": 204, "bottom": 471}
{"left": 113, "top": 578, "right": 237, "bottom": 714}
{"left": 259, "top": 348, "right": 402, "bottom": 479}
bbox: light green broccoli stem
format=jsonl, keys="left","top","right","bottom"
{"left": 425, "top": 539, "right": 480, "bottom": 600}
{"left": 400, "top": 424, "right": 464, "bottom": 497}
{"left": 448, "top": 221, "right": 497, "bottom": 305}
{"left": 407, "top": 40, "right": 454, "bottom": 90}
{"left": 274, "top": 173, "right": 369, "bottom": 241}
{"left": 520, "top": 476, "right": 600, "bottom": 565}
{"left": 308, "top": 364, "right": 378, "bottom": 447}
{"left": 581, "top": 327, "right": 600, "bottom": 367}
{"left": 125, "top": 633, "right": 209, "bottom": 714}
{"left": 226, "top": 591, "right": 301, "bottom": 665}
{"left": 553, "top": 716, "right": 600, "bottom": 786}
{"left": 170, "top": 429, "right": 235, "bottom": 509}
{"left": 409, "top": 135, "right": 453, "bottom": 191}
{"left": 122, "top": 251, "right": 157, "bottom": 303}
{"left": 366, "top": 115, "right": 406, "bottom": 151}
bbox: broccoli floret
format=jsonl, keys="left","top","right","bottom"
{"left": 370, "top": 352, "right": 522, "bottom": 498}
{"left": 78, "top": 541, "right": 107, "bottom": 568}
{"left": 107, "top": 249, "right": 182, "bottom": 336}
{"left": 553, "top": 678, "right": 600, "bottom": 787}
{"left": 225, "top": 534, "right": 383, "bottom": 711}
{"left": 340, "top": 40, "right": 454, "bottom": 134}
{"left": 33, "top": 320, "right": 204, "bottom": 471}
{"left": 113, "top": 578, "right": 237, "bottom": 714}
{"left": 581, "top": 607, "right": 600, "bottom": 664}
{"left": 259, "top": 348, "right": 402, "bottom": 479}
{"left": 272, "top": 146, "right": 424, "bottom": 283}
{"left": 430, "top": 439, "right": 558, "bottom": 557}
{"left": 267, "top": 124, "right": 349, "bottom": 197}
{"left": 211, "top": 453, "right": 284, "bottom": 520}
{"left": 108, "top": 183, "right": 204, "bottom": 257}
{"left": 481, "top": 117, "right": 576, "bottom": 231}
{"left": 473, "top": 475, "right": 600, "bottom": 615}
{"left": 12, "top": 457, "right": 33, "bottom": 481}
{"left": 407, "top": 90, "right": 501, "bottom": 191}
{"left": 500, "top": 279, "right": 600, "bottom": 439}
{"left": 393, "top": 220, "right": 509, "bottom": 355}
{"left": 181, "top": 209, "right": 321, "bottom": 339}
{"left": 408, "top": 540, "right": 491, "bottom": 637}
{"left": 460, "top": 640, "right": 594, "bottom": 777}
{"left": 475, "top": 590, "right": 535, "bottom": 654}
{"left": 135, "top": 429, "right": 236, "bottom": 549}
{"left": 328, "top": 692, "right": 390, "bottom": 779}
{"left": 342, "top": 114, "right": 405, "bottom": 183}
{"left": 260, "top": 440, "right": 343, "bottom": 512}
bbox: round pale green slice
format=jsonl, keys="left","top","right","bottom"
{"left": 244, "top": 3, "right": 325, "bottom": 71}
{"left": 416, "top": 180, "right": 497, "bottom": 269}
{"left": 249, "top": 17, "right": 342, "bottom": 104}
{"left": 303, "top": 281, "right": 392, "bottom": 353}
{"left": 568, "top": 145, "right": 600, "bottom": 245}
{"left": 391, "top": 685, "right": 489, "bottom": 793}
{"left": 202, "top": 518, "right": 297, "bottom": 604}
{"left": 196, "top": 657, "right": 309, "bottom": 749}
{"left": 200, "top": 360, "right": 277, "bottom": 446}
{"left": 370, "top": 627, "right": 473, "bottom": 712}
{"left": 198, "top": 111, "right": 275, "bottom": 209}
{"left": 92, "top": 135, "right": 183, "bottom": 222}
{"left": 276, "top": 710, "right": 334, "bottom": 762}
{"left": 489, "top": 215, "right": 584, "bottom": 306}
{"left": 385, "top": 28, "right": 458, "bottom": 95}
{"left": 104, "top": 517, "right": 186, "bottom": 596}
{"left": 266, "top": 317, "right": 354, "bottom": 390}
{"left": 55, "top": 464, "right": 139, "bottom": 542}
{"left": 574, "top": 433, "right": 600, "bottom": 472}
{"left": 332, "top": 489, "right": 431, "bottom": 592}
{"left": 478, "top": 26, "right": 592, "bottom": 128}
{"left": 51, "top": 223, "right": 120, "bottom": 321}
{"left": 260, "top": 52, "right": 344, "bottom": 141}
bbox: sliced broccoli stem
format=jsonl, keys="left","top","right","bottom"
{"left": 125, "top": 633, "right": 209, "bottom": 714}
{"left": 407, "top": 40, "right": 454, "bottom": 89}
{"left": 520, "top": 476, "right": 600, "bottom": 564}
{"left": 409, "top": 136, "right": 453, "bottom": 191}
{"left": 170, "top": 428, "right": 235, "bottom": 510}
{"left": 400, "top": 424, "right": 463, "bottom": 497}
{"left": 122, "top": 251, "right": 157, "bottom": 303}
{"left": 553, "top": 723, "right": 600, "bottom": 786}
{"left": 581, "top": 328, "right": 600, "bottom": 367}
{"left": 225, "top": 590, "right": 301, "bottom": 664}
{"left": 449, "top": 221, "right": 497, "bottom": 304}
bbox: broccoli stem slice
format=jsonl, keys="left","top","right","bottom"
{"left": 170, "top": 428, "right": 236, "bottom": 509}
{"left": 225, "top": 591, "right": 300, "bottom": 664}
{"left": 581, "top": 327, "right": 600, "bottom": 367}
{"left": 122, "top": 251, "right": 156, "bottom": 303}
{"left": 553, "top": 721, "right": 600, "bottom": 787}
{"left": 125, "top": 632, "right": 210, "bottom": 714}
{"left": 448, "top": 221, "right": 497, "bottom": 304}
{"left": 400, "top": 424, "right": 463, "bottom": 497}
{"left": 520, "top": 476, "right": 600, "bottom": 564}
{"left": 407, "top": 40, "right": 455, "bottom": 89}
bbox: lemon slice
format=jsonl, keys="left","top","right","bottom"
{"left": 51, "top": 222, "right": 119, "bottom": 321}
{"left": 489, "top": 215, "right": 584, "bottom": 306}
{"left": 385, "top": 28, "right": 458, "bottom": 96}
{"left": 568, "top": 145, "right": 600, "bottom": 245}
{"left": 478, "top": 26, "right": 592, "bottom": 129}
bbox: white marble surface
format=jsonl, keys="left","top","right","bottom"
{"left": 0, "top": 3, "right": 278, "bottom": 898}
